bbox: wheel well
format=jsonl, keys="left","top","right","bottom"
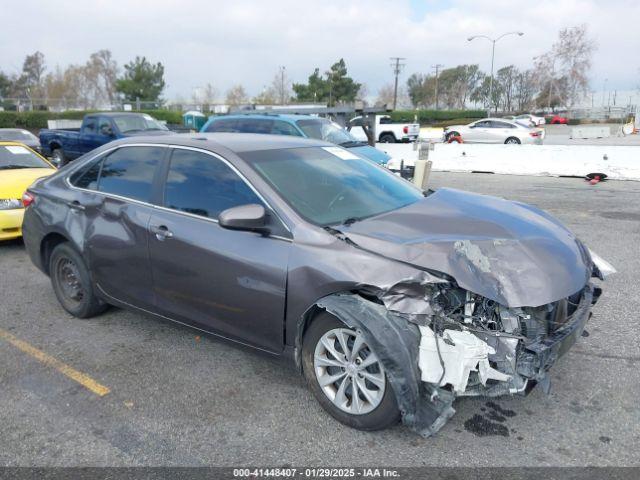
{"left": 40, "top": 233, "right": 69, "bottom": 275}
{"left": 295, "top": 290, "right": 384, "bottom": 371}
{"left": 378, "top": 131, "right": 396, "bottom": 140}
{"left": 50, "top": 142, "right": 61, "bottom": 151}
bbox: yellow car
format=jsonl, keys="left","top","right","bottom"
{"left": 0, "top": 141, "right": 56, "bottom": 241}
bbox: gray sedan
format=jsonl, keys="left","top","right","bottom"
{"left": 21, "top": 133, "right": 610, "bottom": 436}
{"left": 0, "top": 128, "right": 42, "bottom": 153}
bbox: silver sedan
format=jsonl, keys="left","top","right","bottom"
{"left": 444, "top": 118, "right": 543, "bottom": 144}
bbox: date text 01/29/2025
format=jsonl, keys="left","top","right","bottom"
{"left": 232, "top": 468, "right": 400, "bottom": 477}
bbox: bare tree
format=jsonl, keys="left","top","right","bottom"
{"left": 193, "top": 83, "right": 218, "bottom": 105}
{"left": 271, "top": 67, "right": 292, "bottom": 105}
{"left": 225, "top": 84, "right": 249, "bottom": 106}
{"left": 534, "top": 25, "right": 596, "bottom": 109}
{"left": 86, "top": 50, "right": 118, "bottom": 105}
{"left": 375, "top": 83, "right": 395, "bottom": 107}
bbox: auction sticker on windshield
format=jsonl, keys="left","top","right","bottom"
{"left": 322, "top": 146, "right": 360, "bottom": 160}
{"left": 5, "top": 146, "right": 31, "bottom": 154}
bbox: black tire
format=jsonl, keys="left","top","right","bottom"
{"left": 49, "top": 243, "right": 108, "bottom": 318}
{"left": 504, "top": 137, "right": 521, "bottom": 144}
{"left": 378, "top": 133, "right": 396, "bottom": 143}
{"left": 302, "top": 312, "right": 400, "bottom": 431}
{"left": 51, "top": 148, "right": 66, "bottom": 167}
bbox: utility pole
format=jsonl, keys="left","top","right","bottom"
{"left": 279, "top": 66, "right": 286, "bottom": 105}
{"left": 432, "top": 64, "right": 444, "bottom": 110}
{"left": 390, "top": 57, "right": 406, "bottom": 110}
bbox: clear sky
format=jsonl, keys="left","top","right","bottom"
{"left": 1, "top": 0, "right": 637, "bottom": 101}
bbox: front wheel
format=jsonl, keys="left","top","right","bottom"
{"left": 302, "top": 312, "right": 400, "bottom": 431}
{"left": 505, "top": 137, "right": 521, "bottom": 144}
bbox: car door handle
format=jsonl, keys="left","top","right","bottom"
{"left": 67, "top": 200, "right": 85, "bottom": 211}
{"left": 150, "top": 225, "right": 173, "bottom": 240}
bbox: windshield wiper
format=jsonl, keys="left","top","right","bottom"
{"left": 342, "top": 216, "right": 362, "bottom": 226}
{"left": 0, "top": 165, "right": 32, "bottom": 170}
{"left": 339, "top": 140, "right": 367, "bottom": 147}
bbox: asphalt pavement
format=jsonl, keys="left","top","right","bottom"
{"left": 0, "top": 172, "right": 638, "bottom": 466}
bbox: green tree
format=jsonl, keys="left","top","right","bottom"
{"left": 0, "top": 71, "right": 12, "bottom": 100}
{"left": 293, "top": 59, "right": 360, "bottom": 106}
{"left": 116, "top": 56, "right": 165, "bottom": 101}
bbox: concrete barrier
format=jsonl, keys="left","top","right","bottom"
{"left": 380, "top": 143, "right": 640, "bottom": 181}
{"left": 570, "top": 126, "right": 611, "bottom": 139}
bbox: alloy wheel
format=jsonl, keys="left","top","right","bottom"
{"left": 313, "top": 327, "right": 386, "bottom": 415}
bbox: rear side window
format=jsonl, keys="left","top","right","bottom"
{"left": 237, "top": 119, "right": 274, "bottom": 134}
{"left": 97, "top": 147, "right": 163, "bottom": 202}
{"left": 203, "top": 118, "right": 238, "bottom": 132}
{"left": 70, "top": 158, "right": 102, "bottom": 190}
{"left": 491, "top": 121, "right": 515, "bottom": 128}
{"left": 163, "top": 149, "right": 261, "bottom": 219}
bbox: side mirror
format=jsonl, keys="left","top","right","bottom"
{"left": 219, "top": 204, "right": 269, "bottom": 235}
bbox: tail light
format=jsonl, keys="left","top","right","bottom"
{"left": 22, "top": 191, "right": 35, "bottom": 208}
{"left": 530, "top": 131, "right": 541, "bottom": 137}
{"left": 403, "top": 126, "right": 409, "bottom": 134}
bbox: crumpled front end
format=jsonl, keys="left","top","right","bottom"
{"left": 308, "top": 251, "right": 611, "bottom": 438}
{"left": 416, "top": 282, "right": 599, "bottom": 399}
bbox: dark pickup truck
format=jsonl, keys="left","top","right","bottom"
{"left": 39, "top": 112, "right": 172, "bottom": 165}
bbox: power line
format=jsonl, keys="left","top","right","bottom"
{"left": 432, "top": 64, "right": 444, "bottom": 110}
{"left": 390, "top": 57, "right": 406, "bottom": 110}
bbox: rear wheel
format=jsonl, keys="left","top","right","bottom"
{"left": 51, "top": 148, "right": 66, "bottom": 167}
{"left": 379, "top": 133, "right": 396, "bottom": 143}
{"left": 302, "top": 312, "right": 400, "bottom": 431}
{"left": 50, "top": 243, "right": 107, "bottom": 318}
{"left": 505, "top": 137, "right": 521, "bottom": 144}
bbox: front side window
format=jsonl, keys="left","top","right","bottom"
{"left": 164, "top": 149, "right": 261, "bottom": 219}
{"left": 243, "top": 147, "right": 422, "bottom": 226}
{"left": 271, "top": 121, "right": 302, "bottom": 136}
{"left": 96, "top": 147, "right": 163, "bottom": 202}
{"left": 295, "top": 118, "right": 357, "bottom": 146}
{"left": 98, "top": 117, "right": 112, "bottom": 136}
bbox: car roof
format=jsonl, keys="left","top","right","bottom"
{"left": 209, "top": 113, "right": 324, "bottom": 123}
{"left": 86, "top": 112, "right": 154, "bottom": 117}
{"left": 107, "top": 132, "right": 333, "bottom": 154}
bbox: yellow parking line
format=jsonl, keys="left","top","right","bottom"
{"left": 0, "top": 327, "right": 110, "bottom": 397}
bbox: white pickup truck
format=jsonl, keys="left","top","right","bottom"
{"left": 347, "top": 115, "right": 420, "bottom": 143}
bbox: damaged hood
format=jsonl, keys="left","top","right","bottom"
{"left": 341, "top": 188, "right": 591, "bottom": 307}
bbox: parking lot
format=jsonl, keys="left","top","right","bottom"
{"left": 1, "top": 171, "right": 638, "bottom": 467}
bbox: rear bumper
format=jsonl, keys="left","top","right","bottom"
{"left": 0, "top": 209, "right": 24, "bottom": 240}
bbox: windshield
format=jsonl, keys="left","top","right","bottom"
{"left": 243, "top": 146, "right": 423, "bottom": 226}
{"left": 295, "top": 119, "right": 361, "bottom": 146}
{"left": 113, "top": 115, "right": 168, "bottom": 133}
{"left": 0, "top": 130, "right": 37, "bottom": 142}
{"left": 0, "top": 145, "right": 52, "bottom": 170}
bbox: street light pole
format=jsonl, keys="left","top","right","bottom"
{"left": 467, "top": 31, "right": 524, "bottom": 116}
